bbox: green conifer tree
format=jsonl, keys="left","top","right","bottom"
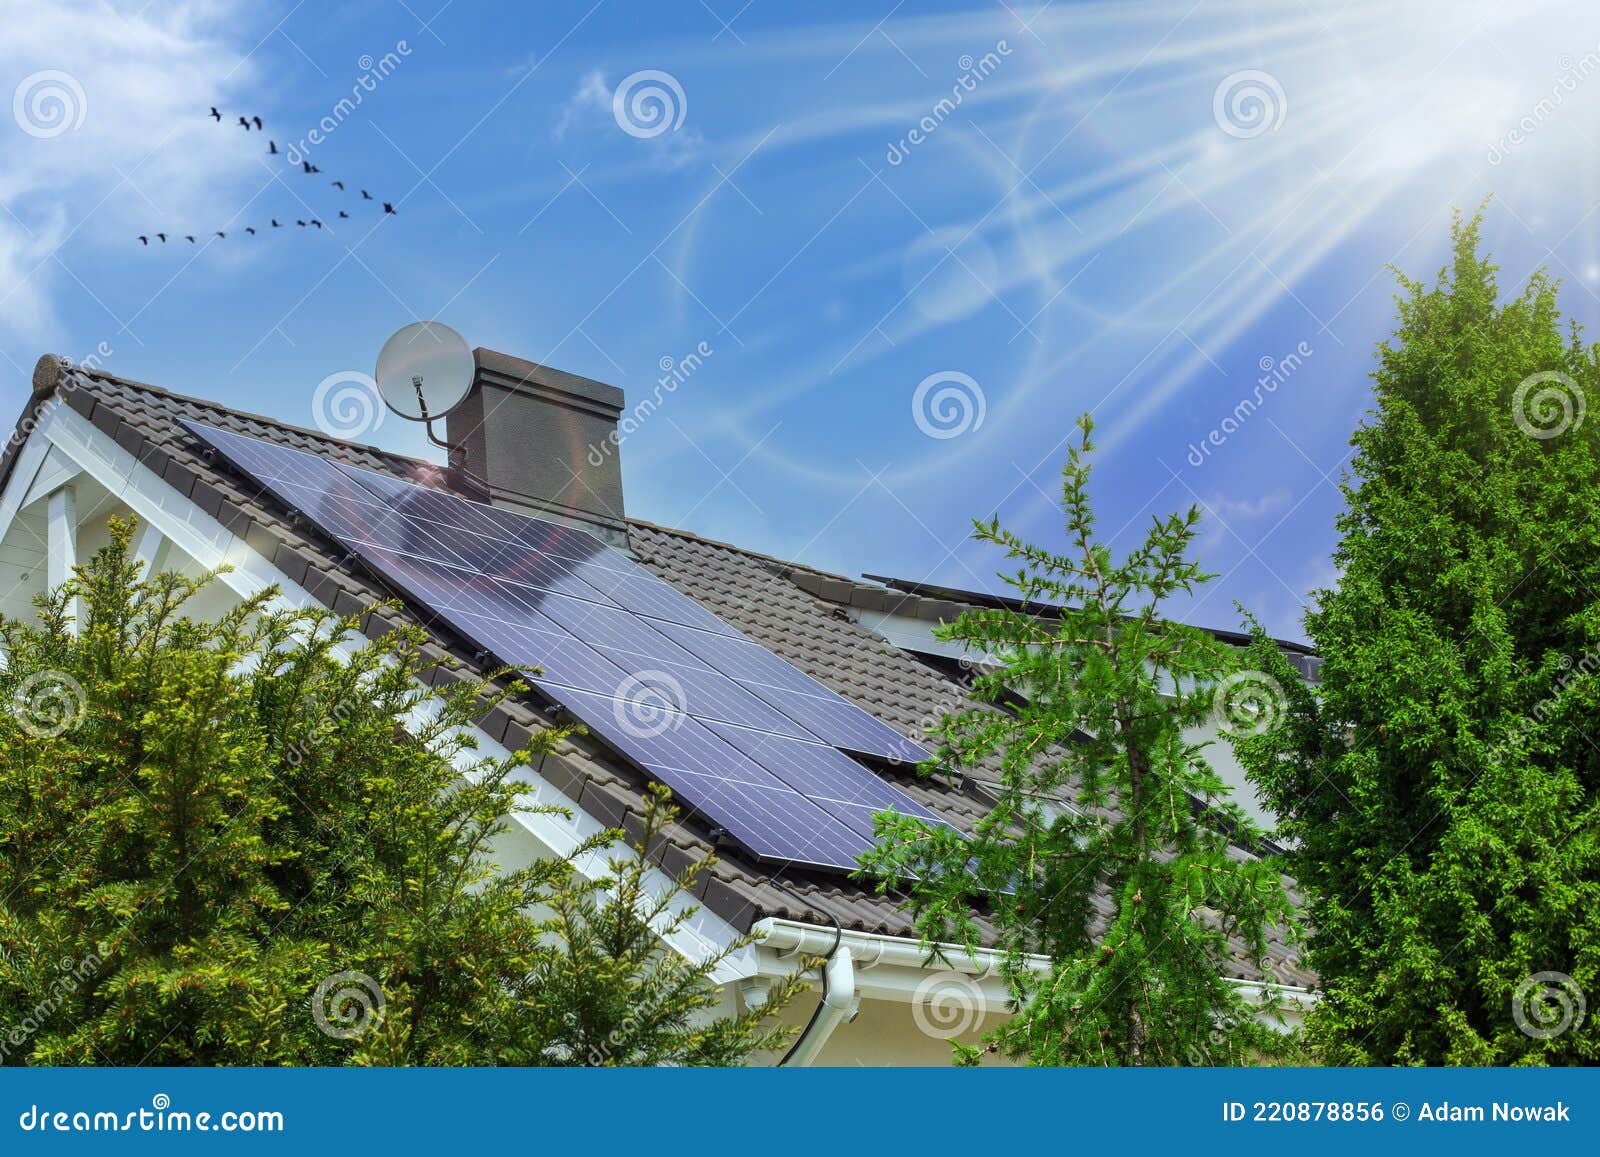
{"left": 865, "top": 418, "right": 1300, "bottom": 1065}
{"left": 1233, "top": 211, "right": 1600, "bottom": 1064}
{"left": 0, "top": 521, "right": 799, "bottom": 1065}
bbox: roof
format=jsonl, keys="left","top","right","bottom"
{"left": 856, "top": 574, "right": 1318, "bottom": 657}
{"left": 4, "top": 355, "right": 1313, "bottom": 989}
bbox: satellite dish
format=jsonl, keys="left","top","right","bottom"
{"left": 374, "top": 321, "right": 474, "bottom": 423}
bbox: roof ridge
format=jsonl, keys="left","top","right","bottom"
{"left": 39, "top": 354, "right": 437, "bottom": 475}
{"left": 622, "top": 516, "right": 862, "bottom": 583}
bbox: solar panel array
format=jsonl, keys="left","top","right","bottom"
{"left": 184, "top": 420, "right": 943, "bottom": 872}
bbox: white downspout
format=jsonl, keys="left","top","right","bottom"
{"left": 780, "top": 945, "right": 855, "bottom": 1067}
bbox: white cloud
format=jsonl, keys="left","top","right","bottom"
{"left": 1206, "top": 491, "right": 1292, "bottom": 524}
{"left": 552, "top": 68, "right": 611, "bottom": 141}
{"left": 0, "top": 0, "right": 265, "bottom": 351}
{"left": 1192, "top": 488, "right": 1293, "bottom": 563}
{"left": 551, "top": 67, "right": 704, "bottom": 170}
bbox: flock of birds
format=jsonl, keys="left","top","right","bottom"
{"left": 136, "top": 108, "right": 397, "bottom": 246}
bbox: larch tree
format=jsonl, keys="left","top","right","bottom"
{"left": 864, "top": 417, "right": 1300, "bottom": 1066}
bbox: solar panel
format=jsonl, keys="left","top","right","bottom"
{"left": 331, "top": 454, "right": 933, "bottom": 764}
{"left": 560, "top": 561, "right": 736, "bottom": 636}
{"left": 184, "top": 420, "right": 940, "bottom": 871}
{"left": 647, "top": 620, "right": 930, "bottom": 763}
{"left": 358, "top": 555, "right": 819, "bottom": 738}
{"left": 704, "top": 722, "right": 949, "bottom": 842}
{"left": 331, "top": 466, "right": 626, "bottom": 603}
{"left": 510, "top": 687, "right": 876, "bottom": 872}
{"left": 337, "top": 462, "right": 740, "bottom": 636}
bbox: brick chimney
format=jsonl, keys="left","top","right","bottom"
{"left": 445, "top": 348, "right": 628, "bottom": 548}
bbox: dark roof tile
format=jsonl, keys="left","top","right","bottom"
{"left": 63, "top": 387, "right": 96, "bottom": 422}
{"left": 242, "top": 519, "right": 279, "bottom": 562}
{"left": 112, "top": 420, "right": 144, "bottom": 458}
{"left": 271, "top": 543, "right": 312, "bottom": 588}
{"left": 577, "top": 779, "right": 633, "bottom": 831}
{"left": 161, "top": 458, "right": 198, "bottom": 501}
{"left": 536, "top": 752, "right": 588, "bottom": 803}
{"left": 89, "top": 401, "right": 121, "bottom": 440}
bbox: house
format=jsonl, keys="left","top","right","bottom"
{"left": 0, "top": 348, "right": 1316, "bottom": 1065}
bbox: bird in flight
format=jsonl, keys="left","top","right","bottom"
{"left": 245, "top": 226, "right": 257, "bottom": 235}
{"left": 271, "top": 219, "right": 282, "bottom": 228}
{"left": 302, "top": 160, "right": 321, "bottom": 174}
{"left": 268, "top": 140, "right": 278, "bottom": 155}
{"left": 155, "top": 233, "right": 167, "bottom": 242}
{"left": 185, "top": 235, "right": 196, "bottom": 243}
{"left": 296, "top": 220, "right": 307, "bottom": 227}
{"left": 310, "top": 219, "right": 323, "bottom": 229}
{"left": 214, "top": 231, "right": 226, "bottom": 238}
{"left": 252, "top": 115, "right": 263, "bottom": 130}
{"left": 360, "top": 189, "right": 373, "bottom": 200}
{"left": 338, "top": 210, "right": 349, "bottom": 218}
{"left": 331, "top": 180, "right": 345, "bottom": 190}
{"left": 237, "top": 116, "right": 251, "bottom": 130}
{"left": 137, "top": 235, "right": 148, "bottom": 245}
{"left": 382, "top": 202, "right": 397, "bottom": 215}
{"left": 209, "top": 107, "right": 221, "bottom": 122}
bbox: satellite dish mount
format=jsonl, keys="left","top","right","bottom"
{"left": 374, "top": 321, "right": 488, "bottom": 494}
{"left": 376, "top": 321, "right": 475, "bottom": 419}
{"left": 409, "top": 372, "right": 450, "bottom": 450}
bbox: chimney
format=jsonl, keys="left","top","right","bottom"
{"left": 446, "top": 348, "right": 629, "bottom": 548}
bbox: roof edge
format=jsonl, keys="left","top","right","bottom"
{"left": 855, "top": 572, "right": 1318, "bottom": 657}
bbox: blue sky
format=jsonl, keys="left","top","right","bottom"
{"left": 4, "top": 0, "right": 1600, "bottom": 642}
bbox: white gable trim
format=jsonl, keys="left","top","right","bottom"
{"left": 22, "top": 444, "right": 84, "bottom": 510}
{"left": 14, "top": 398, "right": 754, "bottom": 982}
{"left": 0, "top": 433, "right": 54, "bottom": 550}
